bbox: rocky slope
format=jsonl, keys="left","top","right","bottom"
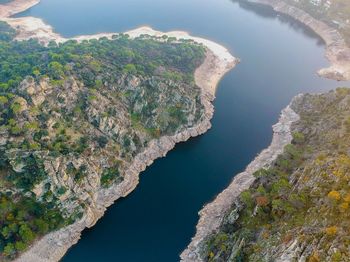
{"left": 14, "top": 50, "right": 236, "bottom": 262}
{"left": 0, "top": 1, "right": 238, "bottom": 261}
{"left": 181, "top": 97, "right": 300, "bottom": 261}
{"left": 182, "top": 1, "right": 350, "bottom": 260}
{"left": 183, "top": 88, "right": 350, "bottom": 261}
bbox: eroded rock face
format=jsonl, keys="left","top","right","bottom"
{"left": 11, "top": 43, "right": 237, "bottom": 261}
{"left": 3, "top": 72, "right": 206, "bottom": 223}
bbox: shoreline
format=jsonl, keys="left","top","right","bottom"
{"left": 0, "top": 1, "right": 238, "bottom": 261}
{"left": 0, "top": 0, "right": 40, "bottom": 18}
{"left": 246, "top": 0, "right": 350, "bottom": 81}
{"left": 1, "top": 0, "right": 349, "bottom": 81}
{"left": 181, "top": 1, "right": 350, "bottom": 258}
{"left": 0, "top": 0, "right": 346, "bottom": 260}
{"left": 180, "top": 97, "right": 300, "bottom": 261}
{"left": 15, "top": 42, "right": 237, "bottom": 262}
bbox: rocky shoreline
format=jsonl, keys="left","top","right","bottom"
{"left": 0, "top": 0, "right": 238, "bottom": 261}
{"left": 181, "top": 97, "right": 300, "bottom": 261}
{"left": 246, "top": 0, "right": 350, "bottom": 81}
{"left": 14, "top": 49, "right": 236, "bottom": 262}
{"left": 180, "top": 1, "right": 350, "bottom": 259}
{"left": 0, "top": 0, "right": 345, "bottom": 260}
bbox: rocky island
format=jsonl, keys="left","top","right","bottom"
{"left": 0, "top": 0, "right": 237, "bottom": 261}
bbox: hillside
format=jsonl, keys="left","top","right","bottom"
{"left": 0, "top": 21, "right": 208, "bottom": 260}
{"left": 200, "top": 88, "right": 350, "bottom": 261}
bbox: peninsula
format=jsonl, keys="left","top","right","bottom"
{"left": 0, "top": 0, "right": 237, "bottom": 261}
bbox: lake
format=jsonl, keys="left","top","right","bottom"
{"left": 18, "top": 0, "right": 349, "bottom": 261}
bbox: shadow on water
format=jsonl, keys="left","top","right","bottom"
{"left": 232, "top": 0, "right": 325, "bottom": 46}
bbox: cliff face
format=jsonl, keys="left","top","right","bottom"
{"left": 185, "top": 88, "right": 350, "bottom": 262}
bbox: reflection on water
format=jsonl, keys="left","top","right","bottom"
{"left": 232, "top": 0, "right": 324, "bottom": 46}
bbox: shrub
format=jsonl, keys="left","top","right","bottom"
{"left": 328, "top": 191, "right": 341, "bottom": 201}
{"left": 325, "top": 226, "right": 338, "bottom": 236}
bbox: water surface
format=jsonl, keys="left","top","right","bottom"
{"left": 19, "top": 0, "right": 349, "bottom": 261}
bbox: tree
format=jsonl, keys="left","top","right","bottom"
{"left": 3, "top": 243, "right": 15, "bottom": 257}
{"left": 48, "top": 61, "right": 64, "bottom": 79}
{"left": 0, "top": 96, "right": 8, "bottom": 105}
{"left": 19, "top": 224, "right": 35, "bottom": 243}
{"left": 97, "top": 136, "right": 108, "bottom": 148}
{"left": 256, "top": 196, "right": 269, "bottom": 207}
{"left": 328, "top": 190, "right": 341, "bottom": 201}
{"left": 15, "top": 241, "right": 26, "bottom": 252}
{"left": 123, "top": 64, "right": 137, "bottom": 74}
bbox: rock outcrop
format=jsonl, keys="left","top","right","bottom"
{"left": 14, "top": 48, "right": 237, "bottom": 262}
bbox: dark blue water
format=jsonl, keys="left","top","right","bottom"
{"left": 19, "top": 0, "right": 349, "bottom": 261}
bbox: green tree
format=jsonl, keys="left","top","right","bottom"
{"left": 19, "top": 224, "right": 35, "bottom": 243}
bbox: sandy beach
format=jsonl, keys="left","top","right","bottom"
{"left": 1, "top": 0, "right": 349, "bottom": 81}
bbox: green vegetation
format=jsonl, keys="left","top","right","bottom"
{"left": 0, "top": 194, "right": 69, "bottom": 259}
{"left": 203, "top": 88, "right": 350, "bottom": 261}
{"left": 0, "top": 20, "right": 206, "bottom": 259}
{"left": 100, "top": 166, "right": 122, "bottom": 188}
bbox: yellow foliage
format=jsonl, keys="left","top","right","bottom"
{"left": 308, "top": 252, "right": 320, "bottom": 262}
{"left": 339, "top": 202, "right": 349, "bottom": 211}
{"left": 332, "top": 170, "right": 344, "bottom": 177}
{"left": 325, "top": 226, "right": 338, "bottom": 236}
{"left": 337, "top": 155, "right": 350, "bottom": 166}
{"left": 344, "top": 193, "right": 350, "bottom": 203}
{"left": 328, "top": 190, "right": 341, "bottom": 201}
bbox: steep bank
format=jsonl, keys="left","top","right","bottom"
{"left": 181, "top": 1, "right": 350, "bottom": 255}
{"left": 184, "top": 88, "right": 350, "bottom": 261}
{"left": 14, "top": 53, "right": 231, "bottom": 262}
{"left": 0, "top": 1, "right": 238, "bottom": 262}
{"left": 243, "top": 0, "right": 350, "bottom": 81}
{"left": 181, "top": 98, "right": 300, "bottom": 261}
